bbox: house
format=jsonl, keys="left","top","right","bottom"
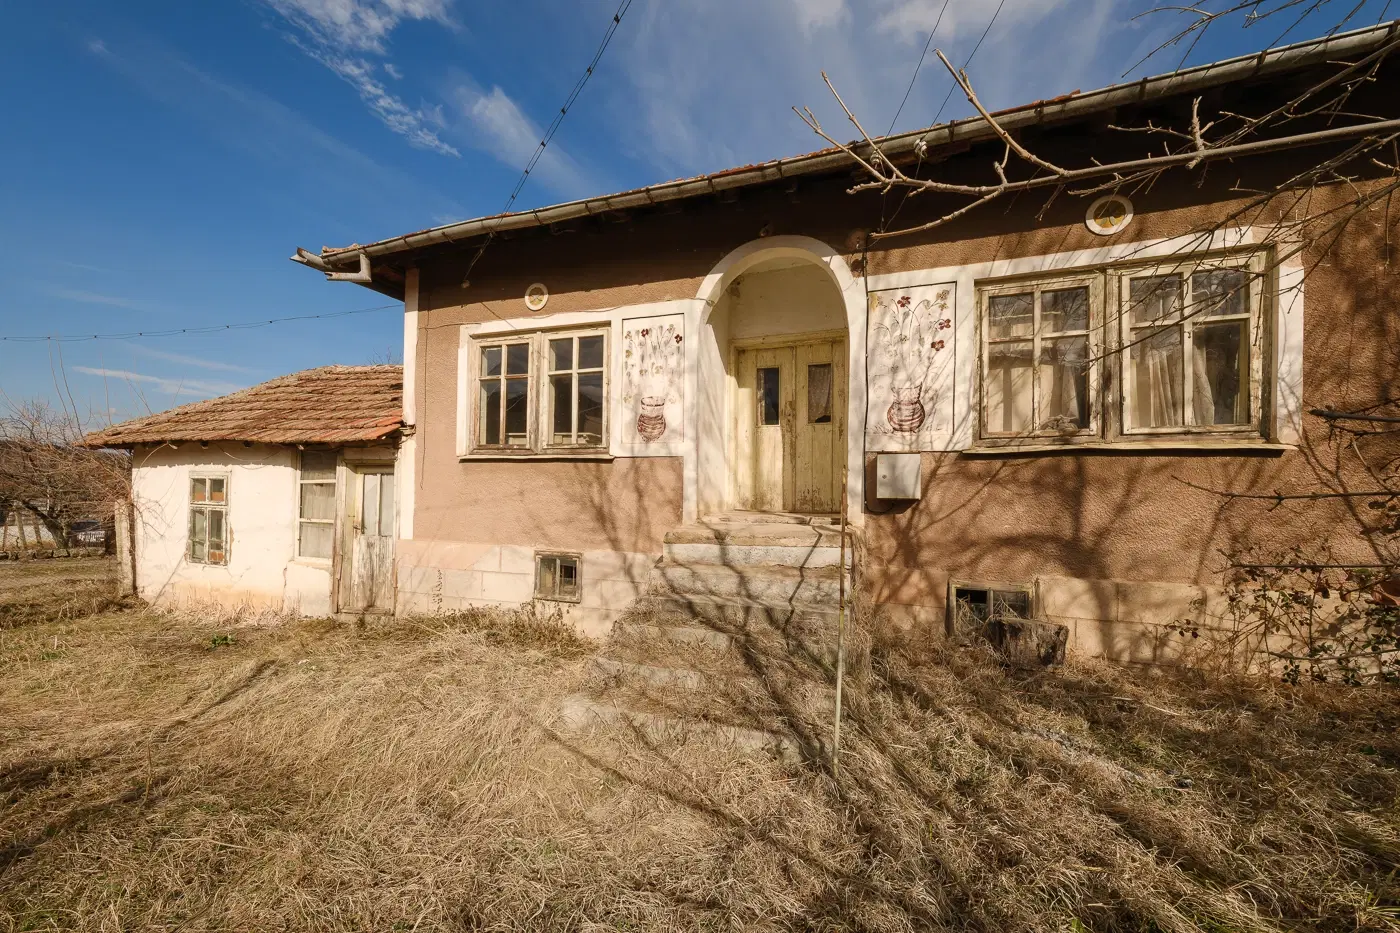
{"left": 284, "top": 23, "right": 1400, "bottom": 659}
{"left": 80, "top": 366, "right": 402, "bottom": 616}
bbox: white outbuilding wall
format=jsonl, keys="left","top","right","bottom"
{"left": 131, "top": 443, "right": 333, "bottom": 615}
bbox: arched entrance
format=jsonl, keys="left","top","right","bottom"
{"left": 691, "top": 237, "right": 866, "bottom": 524}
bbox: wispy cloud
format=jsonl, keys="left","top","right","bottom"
{"left": 43, "top": 286, "right": 151, "bottom": 311}
{"left": 74, "top": 367, "right": 242, "bottom": 398}
{"left": 445, "top": 80, "right": 593, "bottom": 197}
{"left": 265, "top": 0, "right": 460, "bottom": 155}
{"left": 125, "top": 344, "right": 262, "bottom": 375}
{"left": 384, "top": 62, "right": 403, "bottom": 79}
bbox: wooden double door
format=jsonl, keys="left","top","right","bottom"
{"left": 734, "top": 337, "right": 847, "bottom": 513}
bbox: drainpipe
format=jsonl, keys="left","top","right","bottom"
{"left": 291, "top": 248, "right": 372, "bottom": 285}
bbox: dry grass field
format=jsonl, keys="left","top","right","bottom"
{"left": 2, "top": 558, "right": 1398, "bottom": 932}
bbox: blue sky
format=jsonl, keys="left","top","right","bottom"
{"left": 2, "top": 0, "right": 1393, "bottom": 425}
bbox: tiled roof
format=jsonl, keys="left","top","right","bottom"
{"left": 78, "top": 365, "right": 403, "bottom": 448}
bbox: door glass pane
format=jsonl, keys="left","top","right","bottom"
{"left": 481, "top": 346, "right": 502, "bottom": 377}
{"left": 551, "top": 374, "right": 573, "bottom": 443}
{"left": 1129, "top": 275, "right": 1182, "bottom": 325}
{"left": 577, "top": 372, "right": 604, "bottom": 445}
{"left": 1192, "top": 269, "right": 1247, "bottom": 318}
{"left": 479, "top": 379, "right": 502, "bottom": 445}
{"left": 807, "top": 363, "right": 833, "bottom": 424}
{"left": 301, "top": 450, "right": 337, "bottom": 481}
{"left": 362, "top": 473, "right": 380, "bottom": 536}
{"left": 1039, "top": 336, "right": 1089, "bottom": 431}
{"left": 757, "top": 367, "right": 781, "bottom": 426}
{"left": 378, "top": 474, "right": 395, "bottom": 538}
{"left": 505, "top": 379, "right": 529, "bottom": 444}
{"left": 1042, "top": 287, "right": 1088, "bottom": 334}
{"left": 506, "top": 343, "right": 530, "bottom": 375}
{"left": 549, "top": 337, "right": 573, "bottom": 373}
{"left": 578, "top": 335, "right": 604, "bottom": 370}
{"left": 1194, "top": 321, "right": 1248, "bottom": 425}
{"left": 1129, "top": 326, "right": 1184, "bottom": 428}
{"left": 299, "top": 521, "right": 334, "bottom": 559}
{"left": 300, "top": 482, "right": 336, "bottom": 521}
{"left": 985, "top": 341, "right": 1032, "bottom": 433}
{"left": 988, "top": 293, "right": 1033, "bottom": 339}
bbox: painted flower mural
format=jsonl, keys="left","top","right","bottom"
{"left": 871, "top": 288, "right": 952, "bottom": 433}
{"left": 622, "top": 316, "right": 684, "bottom": 444}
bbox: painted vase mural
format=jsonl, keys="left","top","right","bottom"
{"left": 871, "top": 288, "right": 952, "bottom": 435}
{"left": 622, "top": 315, "right": 685, "bottom": 446}
{"left": 887, "top": 385, "right": 926, "bottom": 432}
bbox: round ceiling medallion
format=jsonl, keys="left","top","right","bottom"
{"left": 1086, "top": 194, "right": 1133, "bottom": 236}
{"left": 524, "top": 282, "right": 549, "bottom": 311}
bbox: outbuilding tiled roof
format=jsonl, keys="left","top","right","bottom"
{"left": 78, "top": 365, "right": 403, "bottom": 448}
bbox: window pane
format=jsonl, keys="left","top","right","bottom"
{"left": 506, "top": 343, "right": 530, "bottom": 375}
{"left": 1194, "top": 321, "right": 1249, "bottom": 425}
{"left": 191, "top": 477, "right": 207, "bottom": 503}
{"left": 208, "top": 510, "right": 226, "bottom": 564}
{"left": 1039, "top": 336, "right": 1090, "bottom": 431}
{"left": 190, "top": 508, "right": 207, "bottom": 562}
{"left": 300, "top": 481, "right": 336, "bottom": 521}
{"left": 577, "top": 372, "right": 604, "bottom": 445}
{"left": 505, "top": 378, "right": 529, "bottom": 444}
{"left": 299, "top": 521, "right": 334, "bottom": 560}
{"left": 1192, "top": 269, "right": 1247, "bottom": 318}
{"left": 549, "top": 337, "right": 573, "bottom": 373}
{"left": 985, "top": 341, "right": 1032, "bottom": 433}
{"left": 537, "top": 556, "right": 557, "bottom": 596}
{"left": 578, "top": 335, "right": 604, "bottom": 370}
{"left": 482, "top": 346, "right": 502, "bottom": 377}
{"left": 378, "top": 474, "right": 395, "bottom": 537}
{"left": 992, "top": 590, "right": 1030, "bottom": 619}
{"left": 1129, "top": 326, "right": 1184, "bottom": 428}
{"left": 208, "top": 478, "right": 226, "bottom": 503}
{"left": 362, "top": 473, "right": 380, "bottom": 536}
{"left": 1129, "top": 275, "right": 1182, "bottom": 325}
{"left": 479, "top": 379, "right": 502, "bottom": 445}
{"left": 301, "top": 450, "right": 337, "bottom": 481}
{"left": 808, "top": 363, "right": 833, "bottom": 424}
{"left": 559, "top": 559, "right": 579, "bottom": 599}
{"left": 551, "top": 373, "right": 574, "bottom": 444}
{"left": 757, "top": 367, "right": 781, "bottom": 426}
{"left": 988, "top": 293, "right": 1033, "bottom": 339}
{"left": 1042, "top": 287, "right": 1088, "bottom": 334}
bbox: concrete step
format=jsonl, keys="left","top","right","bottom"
{"left": 591, "top": 656, "right": 707, "bottom": 690}
{"left": 639, "top": 593, "right": 840, "bottom": 629}
{"left": 650, "top": 559, "right": 847, "bottom": 608}
{"left": 622, "top": 596, "right": 850, "bottom": 673}
{"left": 558, "top": 694, "right": 801, "bottom": 763}
{"left": 703, "top": 511, "right": 838, "bottom": 527}
{"left": 612, "top": 617, "right": 736, "bottom": 651}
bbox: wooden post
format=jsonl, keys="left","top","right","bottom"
{"left": 832, "top": 465, "right": 848, "bottom": 777}
{"left": 115, "top": 499, "right": 137, "bottom": 596}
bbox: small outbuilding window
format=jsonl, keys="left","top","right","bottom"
{"left": 950, "top": 583, "right": 1032, "bottom": 633}
{"left": 188, "top": 474, "right": 229, "bottom": 565}
{"left": 298, "top": 450, "right": 337, "bottom": 560}
{"left": 535, "top": 552, "right": 581, "bottom": 602}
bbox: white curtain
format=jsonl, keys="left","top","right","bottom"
{"left": 1137, "top": 343, "right": 1182, "bottom": 428}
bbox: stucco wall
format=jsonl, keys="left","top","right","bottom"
{"left": 721, "top": 261, "right": 846, "bottom": 341}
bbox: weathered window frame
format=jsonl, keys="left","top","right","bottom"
{"left": 534, "top": 551, "right": 582, "bottom": 602}
{"left": 188, "top": 473, "right": 229, "bottom": 566}
{"left": 296, "top": 450, "right": 337, "bottom": 561}
{"left": 466, "top": 327, "right": 610, "bottom": 457}
{"left": 1115, "top": 252, "right": 1268, "bottom": 439}
{"left": 544, "top": 328, "right": 609, "bottom": 449}
{"left": 948, "top": 580, "right": 1034, "bottom": 635}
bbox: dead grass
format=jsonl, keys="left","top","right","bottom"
{"left": 0, "top": 558, "right": 129, "bottom": 629}
{"left": 0, "top": 572, "right": 1397, "bottom": 931}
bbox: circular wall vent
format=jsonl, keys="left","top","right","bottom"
{"left": 524, "top": 282, "right": 549, "bottom": 311}
{"left": 1085, "top": 194, "right": 1133, "bottom": 236}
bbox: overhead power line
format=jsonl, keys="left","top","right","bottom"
{"left": 886, "top": 0, "right": 953, "bottom": 136}
{"left": 0, "top": 303, "right": 399, "bottom": 343}
{"left": 460, "top": 0, "right": 634, "bottom": 286}
{"left": 931, "top": 0, "right": 1007, "bottom": 126}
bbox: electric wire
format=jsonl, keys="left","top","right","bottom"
{"left": 885, "top": 0, "right": 953, "bottom": 136}
{"left": 0, "top": 303, "right": 399, "bottom": 343}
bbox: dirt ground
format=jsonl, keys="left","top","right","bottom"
{"left": 1, "top": 559, "right": 1398, "bottom": 932}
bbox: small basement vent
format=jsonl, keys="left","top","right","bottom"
{"left": 535, "top": 552, "right": 581, "bottom": 602}
{"left": 951, "top": 584, "right": 1031, "bottom": 635}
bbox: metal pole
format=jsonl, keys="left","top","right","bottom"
{"left": 832, "top": 465, "right": 848, "bottom": 777}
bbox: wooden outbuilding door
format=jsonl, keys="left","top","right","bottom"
{"left": 733, "top": 337, "right": 846, "bottom": 513}
{"left": 343, "top": 465, "right": 395, "bottom": 613}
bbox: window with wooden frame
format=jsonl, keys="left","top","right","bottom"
{"left": 297, "top": 450, "right": 337, "bottom": 560}
{"left": 468, "top": 328, "right": 609, "bottom": 455}
{"left": 1118, "top": 254, "right": 1266, "bottom": 436}
{"left": 534, "top": 552, "right": 581, "bottom": 602}
{"left": 980, "top": 275, "right": 1099, "bottom": 440}
{"left": 188, "top": 474, "right": 228, "bottom": 565}
{"left": 949, "top": 582, "right": 1033, "bottom": 635}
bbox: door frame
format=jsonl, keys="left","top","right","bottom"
{"left": 727, "top": 328, "right": 848, "bottom": 514}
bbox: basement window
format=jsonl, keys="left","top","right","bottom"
{"left": 535, "top": 552, "right": 581, "bottom": 603}
{"left": 950, "top": 583, "right": 1032, "bottom": 633}
{"left": 188, "top": 474, "right": 229, "bottom": 566}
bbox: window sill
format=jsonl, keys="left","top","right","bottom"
{"left": 964, "top": 439, "right": 1293, "bottom": 457}
{"left": 459, "top": 452, "right": 615, "bottom": 462}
